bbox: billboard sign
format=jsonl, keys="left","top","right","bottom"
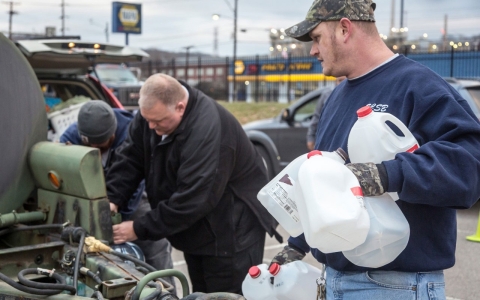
{"left": 112, "top": 2, "right": 142, "bottom": 34}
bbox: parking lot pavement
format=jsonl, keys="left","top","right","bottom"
{"left": 172, "top": 201, "right": 480, "bottom": 299}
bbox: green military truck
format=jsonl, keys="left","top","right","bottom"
{"left": 0, "top": 33, "right": 192, "bottom": 299}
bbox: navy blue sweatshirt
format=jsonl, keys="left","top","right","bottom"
{"left": 289, "top": 55, "right": 480, "bottom": 272}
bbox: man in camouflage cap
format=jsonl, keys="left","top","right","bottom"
{"left": 286, "top": 0, "right": 376, "bottom": 42}
{"left": 271, "top": 0, "right": 480, "bottom": 299}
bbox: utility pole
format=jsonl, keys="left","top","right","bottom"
{"left": 213, "top": 26, "right": 218, "bottom": 56}
{"left": 60, "top": 0, "right": 67, "bottom": 36}
{"left": 105, "top": 22, "right": 109, "bottom": 43}
{"left": 183, "top": 45, "right": 194, "bottom": 84}
{"left": 2, "top": 1, "right": 19, "bottom": 40}
{"left": 232, "top": 0, "right": 238, "bottom": 102}
{"left": 443, "top": 15, "right": 448, "bottom": 51}
{"left": 399, "top": 0, "right": 404, "bottom": 29}
{"left": 390, "top": 0, "right": 395, "bottom": 33}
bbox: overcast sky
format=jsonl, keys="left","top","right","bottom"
{"left": 1, "top": 0, "right": 479, "bottom": 57}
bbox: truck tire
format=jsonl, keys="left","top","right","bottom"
{"left": 255, "top": 145, "right": 274, "bottom": 181}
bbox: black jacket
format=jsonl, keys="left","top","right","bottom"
{"left": 106, "top": 82, "right": 280, "bottom": 256}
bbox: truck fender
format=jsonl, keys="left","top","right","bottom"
{"left": 245, "top": 129, "right": 281, "bottom": 177}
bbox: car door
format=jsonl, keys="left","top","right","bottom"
{"left": 273, "top": 91, "right": 322, "bottom": 167}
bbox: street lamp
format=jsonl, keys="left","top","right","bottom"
{"left": 212, "top": 0, "right": 238, "bottom": 102}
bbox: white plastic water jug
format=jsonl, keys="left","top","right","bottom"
{"left": 347, "top": 105, "right": 419, "bottom": 200}
{"left": 345, "top": 105, "right": 415, "bottom": 267}
{"left": 242, "top": 264, "right": 278, "bottom": 300}
{"left": 342, "top": 193, "right": 410, "bottom": 268}
{"left": 296, "top": 152, "right": 370, "bottom": 253}
{"left": 257, "top": 154, "right": 307, "bottom": 237}
{"left": 269, "top": 261, "right": 324, "bottom": 300}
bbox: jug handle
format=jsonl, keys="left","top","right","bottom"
{"left": 379, "top": 114, "right": 413, "bottom": 147}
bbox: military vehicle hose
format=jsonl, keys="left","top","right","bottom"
{"left": 60, "top": 226, "right": 87, "bottom": 295}
{"left": 91, "top": 290, "right": 105, "bottom": 299}
{"left": 132, "top": 269, "right": 190, "bottom": 300}
{"left": 0, "top": 268, "right": 76, "bottom": 296}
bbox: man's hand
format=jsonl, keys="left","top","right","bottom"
{"left": 270, "top": 244, "right": 306, "bottom": 266}
{"left": 346, "top": 162, "right": 386, "bottom": 197}
{"left": 110, "top": 202, "right": 118, "bottom": 213}
{"left": 112, "top": 221, "right": 138, "bottom": 244}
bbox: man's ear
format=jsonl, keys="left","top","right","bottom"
{"left": 339, "top": 18, "right": 352, "bottom": 41}
{"left": 176, "top": 101, "right": 186, "bottom": 113}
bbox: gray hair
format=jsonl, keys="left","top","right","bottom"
{"left": 139, "top": 73, "right": 186, "bottom": 110}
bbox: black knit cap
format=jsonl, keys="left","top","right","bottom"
{"left": 77, "top": 100, "right": 117, "bottom": 145}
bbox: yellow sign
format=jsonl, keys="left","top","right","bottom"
{"left": 262, "top": 63, "right": 286, "bottom": 72}
{"left": 260, "top": 62, "right": 313, "bottom": 72}
{"left": 234, "top": 60, "right": 245, "bottom": 75}
{"left": 118, "top": 5, "right": 139, "bottom": 27}
{"left": 289, "top": 62, "right": 313, "bottom": 71}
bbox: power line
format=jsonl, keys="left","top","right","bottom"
{"left": 60, "top": 0, "right": 67, "bottom": 36}
{"left": 2, "top": 1, "right": 20, "bottom": 39}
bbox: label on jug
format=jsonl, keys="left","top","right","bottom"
{"left": 267, "top": 174, "right": 300, "bottom": 223}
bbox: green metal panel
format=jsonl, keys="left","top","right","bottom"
{"left": 38, "top": 189, "right": 113, "bottom": 243}
{"left": 29, "top": 142, "right": 106, "bottom": 200}
{"left": 0, "top": 241, "right": 64, "bottom": 278}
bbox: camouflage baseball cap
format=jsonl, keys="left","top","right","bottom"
{"left": 286, "top": 0, "right": 376, "bottom": 42}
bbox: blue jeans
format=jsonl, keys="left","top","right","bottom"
{"left": 326, "top": 266, "right": 446, "bottom": 300}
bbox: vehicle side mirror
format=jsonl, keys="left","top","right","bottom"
{"left": 281, "top": 108, "right": 291, "bottom": 122}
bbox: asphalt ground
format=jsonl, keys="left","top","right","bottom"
{"left": 171, "top": 201, "right": 480, "bottom": 299}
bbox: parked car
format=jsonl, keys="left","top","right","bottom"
{"left": 92, "top": 63, "right": 144, "bottom": 107}
{"left": 443, "top": 77, "right": 480, "bottom": 120}
{"left": 15, "top": 39, "right": 148, "bottom": 141}
{"left": 243, "top": 86, "right": 333, "bottom": 179}
{"left": 244, "top": 78, "right": 480, "bottom": 180}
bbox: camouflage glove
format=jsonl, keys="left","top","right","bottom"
{"left": 346, "top": 162, "right": 387, "bottom": 197}
{"left": 270, "top": 244, "right": 306, "bottom": 266}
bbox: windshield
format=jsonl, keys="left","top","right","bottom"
{"left": 94, "top": 65, "right": 139, "bottom": 84}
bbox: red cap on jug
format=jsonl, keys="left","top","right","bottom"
{"left": 269, "top": 263, "right": 281, "bottom": 275}
{"left": 357, "top": 106, "right": 373, "bottom": 118}
{"left": 307, "top": 150, "right": 323, "bottom": 159}
{"left": 248, "top": 266, "right": 261, "bottom": 278}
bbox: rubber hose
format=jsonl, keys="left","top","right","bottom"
{"left": 108, "top": 248, "right": 178, "bottom": 293}
{"left": 142, "top": 281, "right": 163, "bottom": 300}
{"left": 73, "top": 230, "right": 86, "bottom": 295}
{"left": 132, "top": 269, "right": 189, "bottom": 300}
{"left": 85, "top": 269, "right": 103, "bottom": 285}
{"left": 136, "top": 266, "right": 150, "bottom": 274}
{"left": 0, "top": 271, "right": 73, "bottom": 296}
{"left": 109, "top": 249, "right": 156, "bottom": 272}
{"left": 17, "top": 268, "right": 76, "bottom": 295}
{"left": 91, "top": 290, "right": 105, "bottom": 299}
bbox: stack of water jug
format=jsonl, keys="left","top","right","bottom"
{"left": 242, "top": 261, "right": 324, "bottom": 300}
{"left": 257, "top": 105, "right": 419, "bottom": 268}
{"left": 245, "top": 106, "right": 420, "bottom": 299}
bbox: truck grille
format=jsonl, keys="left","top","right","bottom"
{"left": 116, "top": 86, "right": 141, "bottom": 106}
